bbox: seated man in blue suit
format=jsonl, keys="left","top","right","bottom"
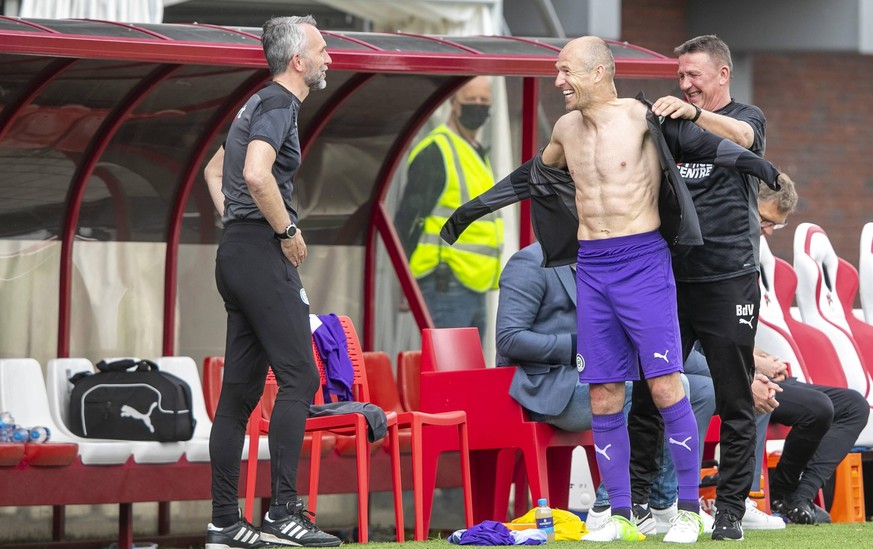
{"left": 496, "top": 241, "right": 716, "bottom": 534}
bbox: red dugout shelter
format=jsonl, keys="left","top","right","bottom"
{"left": 0, "top": 17, "right": 679, "bottom": 366}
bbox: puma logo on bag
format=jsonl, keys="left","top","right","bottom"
{"left": 120, "top": 402, "right": 158, "bottom": 433}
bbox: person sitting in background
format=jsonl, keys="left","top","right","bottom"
{"left": 495, "top": 241, "right": 716, "bottom": 535}
{"left": 751, "top": 347, "right": 868, "bottom": 524}
{"left": 749, "top": 180, "right": 870, "bottom": 524}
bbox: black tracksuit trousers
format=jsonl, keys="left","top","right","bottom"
{"left": 209, "top": 222, "right": 319, "bottom": 524}
{"left": 630, "top": 274, "right": 759, "bottom": 518}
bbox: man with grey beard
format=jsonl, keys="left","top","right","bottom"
{"left": 203, "top": 15, "right": 340, "bottom": 549}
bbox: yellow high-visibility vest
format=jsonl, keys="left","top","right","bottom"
{"left": 408, "top": 125, "right": 502, "bottom": 292}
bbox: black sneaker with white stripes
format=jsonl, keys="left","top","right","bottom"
{"left": 260, "top": 501, "right": 342, "bottom": 547}
{"left": 206, "top": 517, "right": 267, "bottom": 549}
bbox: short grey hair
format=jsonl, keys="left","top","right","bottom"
{"left": 262, "top": 15, "right": 317, "bottom": 77}
{"left": 759, "top": 174, "right": 798, "bottom": 215}
{"left": 674, "top": 34, "right": 733, "bottom": 74}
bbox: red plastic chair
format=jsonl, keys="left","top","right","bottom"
{"left": 396, "top": 350, "right": 422, "bottom": 413}
{"left": 771, "top": 257, "right": 849, "bottom": 389}
{"left": 202, "top": 356, "right": 336, "bottom": 464}
{"left": 243, "top": 316, "right": 404, "bottom": 543}
{"left": 793, "top": 224, "right": 873, "bottom": 446}
{"left": 417, "top": 327, "right": 598, "bottom": 522}
{"left": 202, "top": 356, "right": 224, "bottom": 422}
{"left": 861, "top": 223, "right": 873, "bottom": 322}
{"left": 402, "top": 348, "right": 529, "bottom": 518}
{"left": 365, "top": 351, "right": 473, "bottom": 540}
{"left": 755, "top": 238, "right": 856, "bottom": 509}
{"left": 836, "top": 257, "right": 873, "bottom": 379}
{"left": 363, "top": 352, "right": 412, "bottom": 454}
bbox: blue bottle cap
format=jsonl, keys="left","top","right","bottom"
{"left": 538, "top": 498, "right": 547, "bottom": 506}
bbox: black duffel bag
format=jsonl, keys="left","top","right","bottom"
{"left": 68, "top": 358, "right": 195, "bottom": 441}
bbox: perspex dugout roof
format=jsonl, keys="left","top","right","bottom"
{"left": 0, "top": 18, "right": 678, "bottom": 356}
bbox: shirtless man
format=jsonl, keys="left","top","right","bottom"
{"left": 543, "top": 36, "right": 703, "bottom": 544}
{"left": 439, "top": 35, "right": 786, "bottom": 543}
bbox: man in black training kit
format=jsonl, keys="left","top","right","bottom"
{"left": 631, "top": 35, "right": 772, "bottom": 541}
{"left": 202, "top": 15, "right": 341, "bottom": 549}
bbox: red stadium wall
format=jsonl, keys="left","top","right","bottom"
{"left": 753, "top": 52, "right": 873, "bottom": 270}
{"left": 622, "top": 0, "right": 690, "bottom": 58}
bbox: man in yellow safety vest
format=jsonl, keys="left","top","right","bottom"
{"left": 395, "top": 76, "right": 502, "bottom": 342}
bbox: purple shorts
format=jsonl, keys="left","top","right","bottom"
{"left": 575, "top": 230, "right": 682, "bottom": 384}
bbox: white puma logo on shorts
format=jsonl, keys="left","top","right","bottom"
{"left": 739, "top": 317, "right": 754, "bottom": 329}
{"left": 653, "top": 350, "right": 669, "bottom": 363}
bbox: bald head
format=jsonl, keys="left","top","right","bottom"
{"left": 454, "top": 76, "right": 492, "bottom": 104}
{"left": 563, "top": 36, "right": 615, "bottom": 80}
{"left": 555, "top": 36, "right": 616, "bottom": 110}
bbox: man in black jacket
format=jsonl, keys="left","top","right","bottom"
{"left": 631, "top": 35, "right": 775, "bottom": 541}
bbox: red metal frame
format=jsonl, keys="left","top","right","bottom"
{"left": 0, "top": 31, "right": 677, "bottom": 77}
{"left": 0, "top": 18, "right": 679, "bottom": 357}
{"left": 519, "top": 76, "right": 539, "bottom": 248}
{"left": 57, "top": 64, "right": 181, "bottom": 358}
{"left": 93, "top": 166, "right": 130, "bottom": 242}
{"left": 0, "top": 58, "right": 76, "bottom": 142}
{"left": 364, "top": 78, "right": 470, "bottom": 348}
{"left": 161, "top": 70, "right": 269, "bottom": 355}
{"left": 300, "top": 73, "right": 375, "bottom": 159}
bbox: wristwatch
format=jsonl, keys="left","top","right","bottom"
{"left": 690, "top": 104, "right": 702, "bottom": 123}
{"left": 275, "top": 223, "right": 297, "bottom": 240}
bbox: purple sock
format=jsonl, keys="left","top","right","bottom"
{"left": 660, "top": 397, "right": 700, "bottom": 511}
{"left": 592, "top": 412, "right": 631, "bottom": 514}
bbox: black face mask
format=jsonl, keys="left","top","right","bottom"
{"left": 458, "top": 103, "right": 490, "bottom": 130}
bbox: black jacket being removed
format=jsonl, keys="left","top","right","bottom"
{"left": 441, "top": 94, "right": 781, "bottom": 267}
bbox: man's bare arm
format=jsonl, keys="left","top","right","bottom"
{"left": 204, "top": 146, "right": 226, "bottom": 216}
{"left": 652, "top": 95, "right": 754, "bottom": 148}
{"left": 244, "top": 140, "right": 308, "bottom": 267}
{"left": 695, "top": 109, "right": 754, "bottom": 149}
{"left": 541, "top": 125, "right": 567, "bottom": 168}
{"left": 244, "top": 140, "right": 293, "bottom": 233}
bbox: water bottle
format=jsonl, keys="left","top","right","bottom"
{"left": 535, "top": 498, "right": 555, "bottom": 542}
{"left": 0, "top": 411, "right": 12, "bottom": 442}
{"left": 29, "top": 426, "right": 52, "bottom": 443}
{"left": 9, "top": 425, "right": 30, "bottom": 444}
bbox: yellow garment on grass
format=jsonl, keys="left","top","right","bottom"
{"left": 507, "top": 507, "right": 589, "bottom": 541}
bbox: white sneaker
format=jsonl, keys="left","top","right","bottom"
{"left": 663, "top": 510, "right": 703, "bottom": 544}
{"left": 699, "top": 506, "right": 715, "bottom": 534}
{"left": 742, "top": 498, "right": 786, "bottom": 530}
{"left": 585, "top": 507, "right": 612, "bottom": 532}
{"left": 651, "top": 502, "right": 678, "bottom": 534}
{"left": 583, "top": 515, "right": 643, "bottom": 542}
